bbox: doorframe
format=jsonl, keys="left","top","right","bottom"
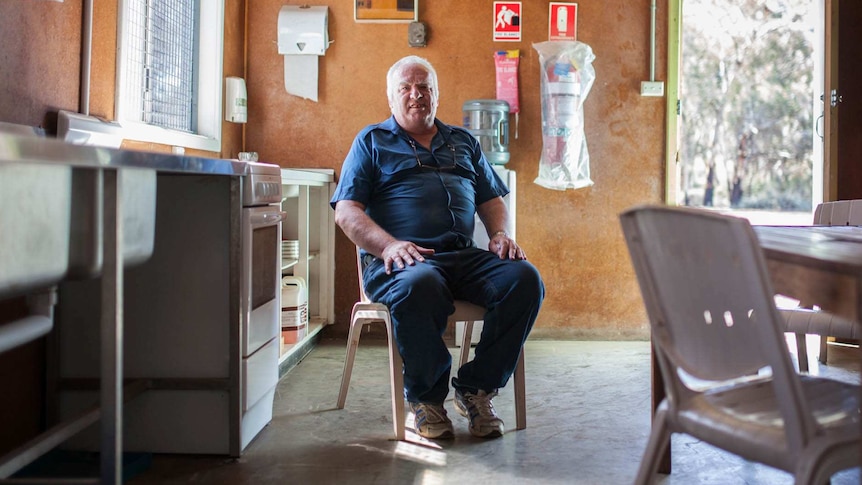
{"left": 823, "top": 0, "right": 838, "bottom": 202}
{"left": 665, "top": 0, "right": 835, "bottom": 207}
{"left": 664, "top": 0, "right": 681, "bottom": 205}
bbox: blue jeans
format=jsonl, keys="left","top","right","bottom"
{"left": 363, "top": 248, "right": 544, "bottom": 404}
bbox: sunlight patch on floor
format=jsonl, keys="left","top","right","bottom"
{"left": 393, "top": 439, "right": 447, "bottom": 467}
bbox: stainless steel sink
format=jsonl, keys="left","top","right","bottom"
{"left": 0, "top": 131, "right": 157, "bottom": 357}
{"left": 0, "top": 162, "right": 72, "bottom": 354}
{"left": 67, "top": 168, "right": 156, "bottom": 279}
{"left": 0, "top": 164, "right": 72, "bottom": 298}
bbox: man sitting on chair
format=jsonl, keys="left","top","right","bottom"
{"left": 331, "top": 55, "right": 544, "bottom": 440}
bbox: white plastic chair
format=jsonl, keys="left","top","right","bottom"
{"left": 829, "top": 200, "right": 852, "bottom": 225}
{"left": 814, "top": 200, "right": 837, "bottom": 224}
{"left": 336, "top": 247, "right": 526, "bottom": 440}
{"left": 782, "top": 200, "right": 860, "bottom": 372}
{"left": 812, "top": 203, "right": 824, "bottom": 225}
{"left": 848, "top": 199, "right": 862, "bottom": 225}
{"left": 620, "top": 205, "right": 860, "bottom": 484}
{"left": 781, "top": 307, "right": 859, "bottom": 369}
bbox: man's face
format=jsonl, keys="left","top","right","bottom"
{"left": 389, "top": 64, "right": 438, "bottom": 133}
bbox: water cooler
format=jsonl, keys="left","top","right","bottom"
{"left": 463, "top": 99, "right": 510, "bottom": 166}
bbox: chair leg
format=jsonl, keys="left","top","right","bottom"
{"left": 794, "top": 447, "right": 843, "bottom": 485}
{"left": 818, "top": 335, "right": 828, "bottom": 364}
{"left": 336, "top": 319, "right": 363, "bottom": 409}
{"left": 459, "top": 321, "right": 474, "bottom": 367}
{"left": 794, "top": 332, "right": 809, "bottom": 373}
{"left": 634, "top": 406, "right": 671, "bottom": 485}
{"left": 458, "top": 320, "right": 527, "bottom": 429}
{"left": 514, "top": 346, "right": 526, "bottom": 430}
{"left": 385, "top": 318, "right": 405, "bottom": 440}
{"left": 457, "top": 319, "right": 527, "bottom": 430}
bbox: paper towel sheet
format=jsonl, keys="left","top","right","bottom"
{"left": 284, "top": 55, "right": 319, "bottom": 102}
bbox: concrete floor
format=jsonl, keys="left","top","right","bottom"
{"left": 126, "top": 337, "right": 861, "bottom": 485}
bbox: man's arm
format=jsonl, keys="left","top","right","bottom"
{"left": 333, "top": 200, "right": 392, "bottom": 258}
{"left": 476, "top": 197, "right": 511, "bottom": 238}
{"left": 476, "top": 197, "right": 526, "bottom": 260}
{"left": 334, "top": 200, "right": 435, "bottom": 273}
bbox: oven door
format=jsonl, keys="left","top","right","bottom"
{"left": 241, "top": 205, "right": 285, "bottom": 357}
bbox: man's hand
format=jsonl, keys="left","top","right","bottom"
{"left": 489, "top": 232, "right": 526, "bottom": 260}
{"left": 381, "top": 241, "right": 435, "bottom": 274}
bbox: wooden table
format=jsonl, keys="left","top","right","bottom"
{"left": 755, "top": 225, "right": 862, "bottom": 477}
{"left": 653, "top": 224, "right": 862, "bottom": 474}
{"left": 754, "top": 225, "right": 862, "bottom": 322}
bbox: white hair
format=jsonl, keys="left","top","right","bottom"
{"left": 386, "top": 55, "right": 439, "bottom": 104}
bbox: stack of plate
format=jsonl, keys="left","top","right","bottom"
{"left": 282, "top": 240, "right": 299, "bottom": 260}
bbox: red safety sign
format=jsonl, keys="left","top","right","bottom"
{"left": 549, "top": 2, "right": 578, "bottom": 41}
{"left": 493, "top": 2, "right": 522, "bottom": 42}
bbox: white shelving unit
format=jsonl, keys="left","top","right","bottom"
{"left": 279, "top": 168, "right": 335, "bottom": 365}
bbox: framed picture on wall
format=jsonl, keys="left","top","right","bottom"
{"left": 354, "top": 0, "right": 418, "bottom": 23}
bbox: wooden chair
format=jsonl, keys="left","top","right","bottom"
{"left": 620, "top": 205, "right": 860, "bottom": 484}
{"left": 336, "top": 247, "right": 526, "bottom": 440}
{"left": 781, "top": 200, "right": 860, "bottom": 372}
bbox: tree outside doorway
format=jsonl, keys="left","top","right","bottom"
{"left": 680, "top": 0, "right": 818, "bottom": 217}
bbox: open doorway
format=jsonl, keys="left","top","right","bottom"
{"left": 674, "top": 0, "right": 823, "bottom": 226}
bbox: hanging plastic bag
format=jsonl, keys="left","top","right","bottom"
{"left": 533, "top": 41, "right": 596, "bottom": 190}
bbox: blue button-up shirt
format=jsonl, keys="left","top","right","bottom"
{"left": 331, "top": 116, "right": 508, "bottom": 253}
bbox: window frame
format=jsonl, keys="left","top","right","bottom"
{"left": 115, "top": 0, "right": 225, "bottom": 152}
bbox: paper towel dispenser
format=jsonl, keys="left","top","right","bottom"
{"left": 278, "top": 5, "right": 329, "bottom": 56}
{"left": 277, "top": 5, "right": 330, "bottom": 101}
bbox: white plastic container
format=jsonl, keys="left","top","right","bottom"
{"left": 462, "top": 99, "right": 510, "bottom": 165}
{"left": 281, "top": 276, "right": 308, "bottom": 344}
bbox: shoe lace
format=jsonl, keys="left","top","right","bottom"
{"left": 417, "top": 403, "right": 448, "bottom": 423}
{"left": 466, "top": 391, "right": 499, "bottom": 418}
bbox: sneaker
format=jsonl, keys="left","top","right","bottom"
{"left": 454, "top": 389, "right": 505, "bottom": 438}
{"left": 410, "top": 402, "right": 454, "bottom": 439}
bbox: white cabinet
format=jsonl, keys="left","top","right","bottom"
{"left": 278, "top": 169, "right": 335, "bottom": 365}
{"left": 57, "top": 174, "right": 259, "bottom": 456}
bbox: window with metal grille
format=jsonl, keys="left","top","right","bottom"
{"left": 116, "top": 0, "right": 223, "bottom": 151}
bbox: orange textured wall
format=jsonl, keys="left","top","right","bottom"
{"left": 0, "top": 2, "right": 664, "bottom": 340}
{"left": 247, "top": 0, "right": 665, "bottom": 339}
{"left": 0, "top": 1, "right": 82, "bottom": 129}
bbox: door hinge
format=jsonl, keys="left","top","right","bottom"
{"left": 830, "top": 89, "right": 843, "bottom": 107}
